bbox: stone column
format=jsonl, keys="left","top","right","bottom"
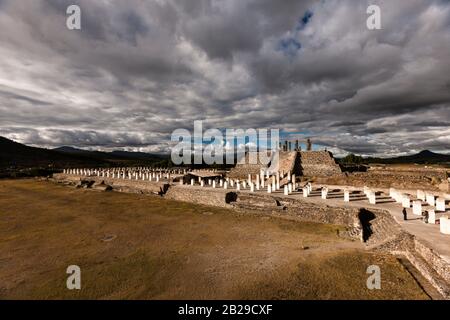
{"left": 368, "top": 192, "right": 376, "bottom": 204}
{"left": 191, "top": 179, "right": 194, "bottom": 186}
{"left": 429, "top": 210, "right": 436, "bottom": 224}
{"left": 267, "top": 185, "right": 272, "bottom": 194}
{"left": 412, "top": 200, "right": 422, "bottom": 215}
{"left": 436, "top": 198, "right": 446, "bottom": 212}
{"left": 426, "top": 193, "right": 436, "bottom": 207}
{"left": 344, "top": 190, "right": 350, "bottom": 202}
{"left": 303, "top": 187, "right": 308, "bottom": 197}
{"left": 402, "top": 195, "right": 411, "bottom": 208}
{"left": 321, "top": 187, "right": 328, "bottom": 200}
{"left": 284, "top": 185, "right": 288, "bottom": 196}
{"left": 440, "top": 217, "right": 450, "bottom": 235}
{"left": 417, "top": 190, "right": 426, "bottom": 201}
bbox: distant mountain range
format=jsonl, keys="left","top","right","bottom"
{"left": 367, "top": 150, "right": 450, "bottom": 164}
{"left": 0, "top": 137, "right": 168, "bottom": 169}
{"left": 53, "top": 146, "right": 166, "bottom": 162}
{"left": 1, "top": 136, "right": 449, "bottom": 171}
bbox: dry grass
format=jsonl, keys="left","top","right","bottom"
{"left": 0, "top": 179, "right": 428, "bottom": 300}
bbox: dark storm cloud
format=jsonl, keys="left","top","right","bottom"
{"left": 0, "top": 0, "right": 449, "bottom": 156}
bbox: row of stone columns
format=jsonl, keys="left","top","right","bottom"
{"left": 64, "top": 167, "right": 190, "bottom": 182}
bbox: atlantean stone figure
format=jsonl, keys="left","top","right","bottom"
{"left": 306, "top": 138, "right": 312, "bottom": 151}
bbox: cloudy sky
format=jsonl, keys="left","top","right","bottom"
{"left": 0, "top": 0, "right": 449, "bottom": 157}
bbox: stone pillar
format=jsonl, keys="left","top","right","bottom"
{"left": 267, "top": 185, "right": 272, "bottom": 194}
{"left": 220, "top": 179, "right": 223, "bottom": 187}
{"left": 303, "top": 187, "right": 308, "bottom": 198}
{"left": 212, "top": 180, "right": 216, "bottom": 188}
{"left": 417, "top": 190, "right": 426, "bottom": 201}
{"left": 368, "top": 192, "right": 376, "bottom": 205}
{"left": 180, "top": 179, "right": 184, "bottom": 185}
{"left": 344, "top": 190, "right": 350, "bottom": 202}
{"left": 426, "top": 193, "right": 436, "bottom": 207}
{"left": 412, "top": 200, "right": 422, "bottom": 215}
{"left": 200, "top": 180, "right": 204, "bottom": 187}
{"left": 256, "top": 175, "right": 260, "bottom": 190}
{"left": 429, "top": 210, "right": 436, "bottom": 224}
{"left": 237, "top": 182, "right": 240, "bottom": 191}
{"left": 250, "top": 183, "right": 254, "bottom": 193}
{"left": 440, "top": 217, "right": 450, "bottom": 235}
{"left": 288, "top": 183, "right": 293, "bottom": 193}
{"left": 191, "top": 179, "right": 194, "bottom": 186}
{"left": 321, "top": 187, "right": 328, "bottom": 200}
{"left": 224, "top": 181, "right": 228, "bottom": 190}
{"left": 276, "top": 172, "right": 280, "bottom": 188}
{"left": 284, "top": 185, "right": 288, "bottom": 196}
{"left": 402, "top": 195, "right": 411, "bottom": 208}
{"left": 436, "top": 198, "right": 446, "bottom": 212}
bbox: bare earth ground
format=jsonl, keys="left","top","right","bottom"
{"left": 0, "top": 179, "right": 428, "bottom": 300}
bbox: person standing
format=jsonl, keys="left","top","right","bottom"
{"left": 424, "top": 211, "right": 429, "bottom": 224}
{"left": 402, "top": 208, "right": 407, "bottom": 221}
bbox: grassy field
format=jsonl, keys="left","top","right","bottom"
{"left": 0, "top": 179, "right": 428, "bottom": 300}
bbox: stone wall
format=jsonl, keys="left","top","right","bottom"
{"left": 228, "top": 150, "right": 342, "bottom": 178}
{"left": 299, "top": 151, "right": 342, "bottom": 177}
{"left": 164, "top": 185, "right": 236, "bottom": 208}
{"left": 315, "top": 170, "right": 447, "bottom": 191}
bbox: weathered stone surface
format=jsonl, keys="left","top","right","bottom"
{"left": 228, "top": 151, "right": 342, "bottom": 179}
{"left": 164, "top": 185, "right": 235, "bottom": 208}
